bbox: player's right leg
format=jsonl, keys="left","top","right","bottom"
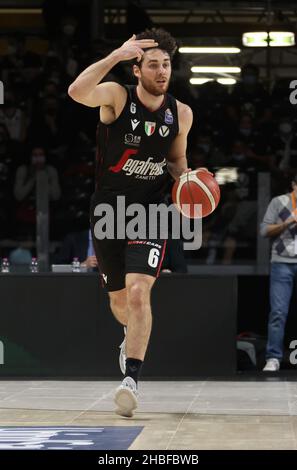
{"left": 90, "top": 207, "right": 128, "bottom": 373}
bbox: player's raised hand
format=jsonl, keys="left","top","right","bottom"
{"left": 115, "top": 34, "right": 158, "bottom": 62}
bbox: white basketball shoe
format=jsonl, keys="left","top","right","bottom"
{"left": 114, "top": 376, "right": 138, "bottom": 418}
{"left": 263, "top": 358, "right": 280, "bottom": 371}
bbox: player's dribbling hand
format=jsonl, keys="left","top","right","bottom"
{"left": 116, "top": 34, "right": 158, "bottom": 62}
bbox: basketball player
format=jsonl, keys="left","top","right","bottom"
{"left": 68, "top": 29, "right": 194, "bottom": 417}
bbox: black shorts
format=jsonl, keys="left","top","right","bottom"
{"left": 90, "top": 194, "right": 167, "bottom": 292}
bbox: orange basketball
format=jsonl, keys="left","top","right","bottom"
{"left": 172, "top": 169, "right": 220, "bottom": 218}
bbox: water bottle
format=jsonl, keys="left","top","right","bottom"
{"left": 1, "top": 258, "right": 10, "bottom": 273}
{"left": 72, "top": 257, "right": 81, "bottom": 273}
{"left": 30, "top": 257, "right": 39, "bottom": 273}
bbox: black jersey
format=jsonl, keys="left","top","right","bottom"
{"left": 95, "top": 85, "right": 179, "bottom": 205}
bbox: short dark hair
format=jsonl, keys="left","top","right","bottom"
{"left": 133, "top": 28, "right": 177, "bottom": 66}
{"left": 292, "top": 173, "right": 297, "bottom": 184}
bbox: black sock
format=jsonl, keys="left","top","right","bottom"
{"left": 125, "top": 358, "right": 143, "bottom": 384}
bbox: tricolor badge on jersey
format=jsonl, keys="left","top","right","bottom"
{"left": 144, "top": 121, "right": 156, "bottom": 136}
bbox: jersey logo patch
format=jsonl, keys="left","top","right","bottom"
{"left": 159, "top": 125, "right": 170, "bottom": 137}
{"left": 109, "top": 148, "right": 138, "bottom": 173}
{"left": 165, "top": 108, "right": 173, "bottom": 124}
{"left": 131, "top": 119, "right": 140, "bottom": 131}
{"left": 125, "top": 133, "right": 141, "bottom": 146}
{"left": 145, "top": 121, "right": 156, "bottom": 136}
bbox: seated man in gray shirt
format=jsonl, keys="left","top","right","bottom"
{"left": 260, "top": 173, "right": 297, "bottom": 371}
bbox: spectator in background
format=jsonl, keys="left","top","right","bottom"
{"left": 21, "top": 52, "right": 43, "bottom": 103}
{"left": 28, "top": 95, "right": 67, "bottom": 161}
{"left": 53, "top": 228, "right": 97, "bottom": 269}
{"left": 39, "top": 80, "right": 60, "bottom": 100}
{"left": 270, "top": 117, "right": 297, "bottom": 174}
{"left": 205, "top": 185, "right": 238, "bottom": 265}
{"left": 1, "top": 44, "right": 41, "bottom": 117}
{"left": 218, "top": 104, "right": 240, "bottom": 147}
{"left": 206, "top": 171, "right": 257, "bottom": 265}
{"left": 271, "top": 77, "right": 294, "bottom": 116}
{"left": 225, "top": 139, "right": 265, "bottom": 170}
{"left": 221, "top": 199, "right": 257, "bottom": 265}
{"left": 0, "top": 123, "right": 17, "bottom": 237}
{"left": 260, "top": 173, "right": 297, "bottom": 371}
{"left": 237, "top": 113, "right": 256, "bottom": 143}
{"left": 0, "top": 90, "right": 27, "bottom": 142}
{"left": 0, "top": 120, "right": 25, "bottom": 235}
{"left": 42, "top": 0, "right": 90, "bottom": 46}
{"left": 257, "top": 106, "right": 277, "bottom": 141}
{"left": 57, "top": 16, "right": 82, "bottom": 67}
{"left": 192, "top": 133, "right": 226, "bottom": 169}
{"left": 1, "top": 37, "right": 26, "bottom": 82}
{"left": 236, "top": 113, "right": 270, "bottom": 166}
{"left": 13, "top": 145, "right": 61, "bottom": 234}
{"left": 226, "top": 139, "right": 250, "bottom": 168}
{"left": 0, "top": 122, "right": 21, "bottom": 166}
{"left": 227, "top": 128, "right": 272, "bottom": 171}
{"left": 42, "top": 55, "right": 68, "bottom": 94}
{"left": 45, "top": 16, "right": 81, "bottom": 78}
{"left": 230, "top": 63, "right": 269, "bottom": 117}
{"left": 14, "top": 145, "right": 61, "bottom": 202}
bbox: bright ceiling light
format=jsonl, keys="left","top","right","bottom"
{"left": 243, "top": 31, "right": 295, "bottom": 47}
{"left": 217, "top": 78, "right": 237, "bottom": 85}
{"left": 189, "top": 78, "right": 237, "bottom": 86}
{"left": 189, "top": 78, "right": 213, "bottom": 85}
{"left": 179, "top": 47, "right": 241, "bottom": 54}
{"left": 191, "top": 66, "right": 241, "bottom": 73}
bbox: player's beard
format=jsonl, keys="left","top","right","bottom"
{"left": 140, "top": 76, "right": 169, "bottom": 97}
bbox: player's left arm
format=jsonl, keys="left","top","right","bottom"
{"left": 166, "top": 102, "right": 193, "bottom": 180}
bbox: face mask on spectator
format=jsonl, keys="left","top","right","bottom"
{"left": 239, "top": 128, "right": 252, "bottom": 136}
{"left": 32, "top": 154, "right": 45, "bottom": 166}
{"left": 243, "top": 74, "right": 257, "bottom": 85}
{"left": 279, "top": 123, "right": 292, "bottom": 134}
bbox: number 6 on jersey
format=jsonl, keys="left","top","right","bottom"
{"left": 148, "top": 248, "right": 160, "bottom": 268}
